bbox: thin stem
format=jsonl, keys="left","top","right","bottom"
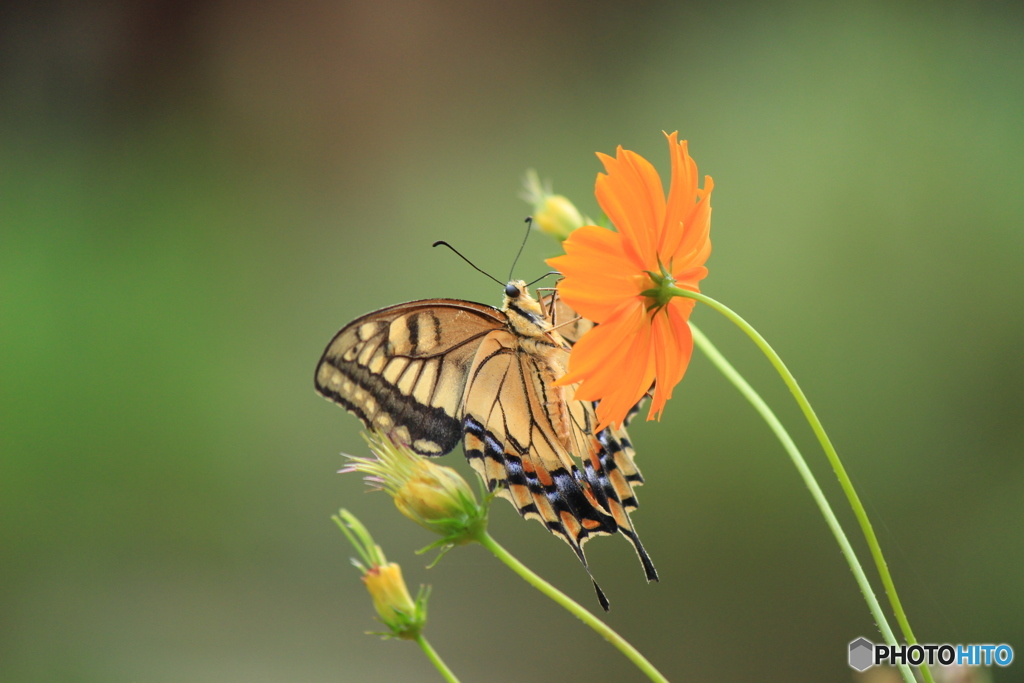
{"left": 675, "top": 288, "right": 930, "bottom": 683}
{"left": 688, "top": 323, "right": 916, "bottom": 683}
{"left": 414, "top": 633, "right": 461, "bottom": 683}
{"left": 475, "top": 531, "right": 669, "bottom": 683}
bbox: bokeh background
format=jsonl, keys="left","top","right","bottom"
{"left": 2, "top": 1, "right": 1022, "bottom": 681}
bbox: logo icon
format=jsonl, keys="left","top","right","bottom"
{"left": 849, "top": 637, "right": 874, "bottom": 671}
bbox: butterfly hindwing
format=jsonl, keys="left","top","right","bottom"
{"left": 460, "top": 330, "right": 618, "bottom": 557}
{"left": 315, "top": 299, "right": 504, "bottom": 456}
{"left": 541, "top": 292, "right": 656, "bottom": 577}
{"left": 460, "top": 322, "right": 658, "bottom": 585}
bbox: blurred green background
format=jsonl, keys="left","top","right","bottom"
{"left": 2, "top": 1, "right": 1022, "bottom": 681}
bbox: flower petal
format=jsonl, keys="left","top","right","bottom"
{"left": 600, "top": 322, "right": 657, "bottom": 430}
{"left": 595, "top": 147, "right": 666, "bottom": 271}
{"left": 672, "top": 265, "right": 708, "bottom": 289}
{"left": 647, "top": 303, "right": 694, "bottom": 420}
{"left": 668, "top": 175, "right": 713, "bottom": 270}
{"left": 650, "top": 312, "right": 675, "bottom": 410}
{"left": 659, "top": 132, "right": 698, "bottom": 259}
{"left": 584, "top": 311, "right": 656, "bottom": 431}
{"left": 558, "top": 299, "right": 657, "bottom": 430}
{"left": 547, "top": 225, "right": 642, "bottom": 323}
{"left": 557, "top": 299, "right": 644, "bottom": 386}
{"left": 621, "top": 150, "right": 667, "bottom": 245}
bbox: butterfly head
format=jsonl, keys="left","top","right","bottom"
{"left": 502, "top": 279, "right": 550, "bottom": 338}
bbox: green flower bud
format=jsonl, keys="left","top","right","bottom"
{"left": 342, "top": 432, "right": 488, "bottom": 545}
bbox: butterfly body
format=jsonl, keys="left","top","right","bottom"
{"left": 315, "top": 281, "right": 657, "bottom": 601}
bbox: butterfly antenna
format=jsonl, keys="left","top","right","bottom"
{"left": 432, "top": 241, "right": 503, "bottom": 286}
{"left": 525, "top": 271, "right": 560, "bottom": 288}
{"left": 507, "top": 216, "right": 534, "bottom": 282}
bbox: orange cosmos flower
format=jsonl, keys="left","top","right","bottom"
{"left": 547, "top": 132, "right": 713, "bottom": 430}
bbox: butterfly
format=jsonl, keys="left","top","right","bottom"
{"left": 314, "top": 279, "right": 657, "bottom": 608}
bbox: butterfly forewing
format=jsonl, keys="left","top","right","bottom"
{"left": 315, "top": 299, "right": 504, "bottom": 456}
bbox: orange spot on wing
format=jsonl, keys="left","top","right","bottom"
{"left": 535, "top": 466, "right": 554, "bottom": 487}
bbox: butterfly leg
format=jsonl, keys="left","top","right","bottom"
{"left": 534, "top": 287, "right": 558, "bottom": 322}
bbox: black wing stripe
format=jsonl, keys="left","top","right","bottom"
{"left": 320, "top": 354, "right": 462, "bottom": 455}
{"left": 429, "top": 311, "right": 442, "bottom": 347}
{"left": 406, "top": 312, "right": 420, "bottom": 350}
{"left": 316, "top": 301, "right": 507, "bottom": 456}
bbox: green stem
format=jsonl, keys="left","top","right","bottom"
{"left": 673, "top": 288, "right": 930, "bottom": 683}
{"left": 688, "top": 323, "right": 915, "bottom": 683}
{"left": 475, "top": 531, "right": 669, "bottom": 683}
{"left": 414, "top": 633, "right": 461, "bottom": 683}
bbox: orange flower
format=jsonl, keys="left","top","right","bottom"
{"left": 547, "top": 132, "right": 713, "bottom": 430}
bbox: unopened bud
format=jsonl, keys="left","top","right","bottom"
{"left": 342, "top": 432, "right": 487, "bottom": 545}
{"left": 333, "top": 509, "right": 429, "bottom": 640}
{"left": 363, "top": 562, "right": 418, "bottom": 629}
{"left": 394, "top": 466, "right": 473, "bottom": 526}
{"left": 521, "top": 169, "right": 588, "bottom": 242}
{"left": 535, "top": 195, "right": 585, "bottom": 241}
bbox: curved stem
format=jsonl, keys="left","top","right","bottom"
{"left": 414, "top": 633, "right": 461, "bottom": 683}
{"left": 475, "top": 531, "right": 669, "bottom": 683}
{"left": 688, "top": 323, "right": 915, "bottom": 683}
{"left": 672, "top": 289, "right": 926, "bottom": 675}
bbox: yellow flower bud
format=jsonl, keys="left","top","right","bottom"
{"left": 363, "top": 562, "right": 418, "bottom": 629}
{"left": 342, "top": 432, "right": 487, "bottom": 545}
{"left": 334, "top": 509, "right": 430, "bottom": 640}
{"left": 534, "top": 194, "right": 585, "bottom": 242}
{"left": 394, "top": 464, "right": 477, "bottom": 530}
{"left": 521, "top": 169, "right": 588, "bottom": 242}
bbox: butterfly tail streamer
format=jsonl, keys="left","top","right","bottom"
{"left": 588, "top": 430, "right": 659, "bottom": 583}
{"left": 591, "top": 578, "right": 611, "bottom": 612}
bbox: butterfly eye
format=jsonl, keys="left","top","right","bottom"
{"left": 504, "top": 283, "right": 520, "bottom": 298}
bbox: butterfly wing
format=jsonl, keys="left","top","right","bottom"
{"left": 461, "top": 330, "right": 614, "bottom": 540}
{"left": 316, "top": 291, "right": 658, "bottom": 602}
{"left": 315, "top": 299, "right": 504, "bottom": 456}
{"left": 542, "top": 291, "right": 656, "bottom": 579}
{"left": 461, "top": 326, "right": 658, "bottom": 594}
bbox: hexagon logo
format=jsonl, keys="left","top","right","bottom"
{"left": 849, "top": 637, "right": 874, "bottom": 671}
